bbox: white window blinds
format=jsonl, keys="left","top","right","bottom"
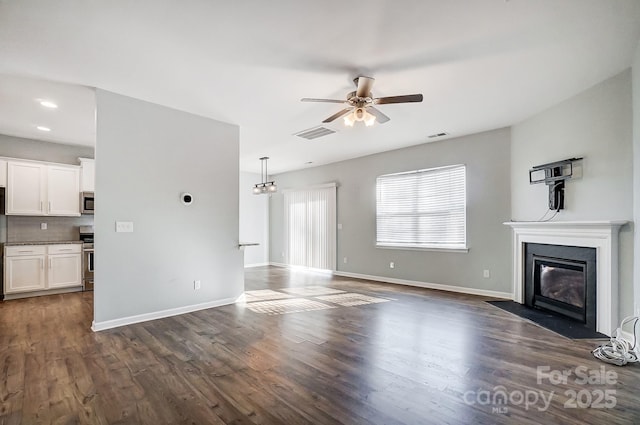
{"left": 376, "top": 164, "right": 466, "bottom": 250}
{"left": 284, "top": 185, "right": 337, "bottom": 270}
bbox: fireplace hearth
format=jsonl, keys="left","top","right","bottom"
{"left": 524, "top": 243, "right": 596, "bottom": 330}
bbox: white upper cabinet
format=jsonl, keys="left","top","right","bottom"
{"left": 6, "top": 160, "right": 80, "bottom": 216}
{"left": 79, "top": 157, "right": 95, "bottom": 192}
{"left": 48, "top": 165, "right": 80, "bottom": 215}
{"left": 0, "top": 159, "right": 7, "bottom": 187}
{"left": 7, "top": 161, "right": 46, "bottom": 215}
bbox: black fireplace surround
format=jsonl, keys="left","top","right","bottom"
{"left": 524, "top": 243, "right": 597, "bottom": 330}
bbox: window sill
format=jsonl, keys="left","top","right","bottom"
{"left": 376, "top": 244, "right": 469, "bottom": 253}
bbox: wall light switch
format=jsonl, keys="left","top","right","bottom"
{"left": 116, "top": 221, "right": 134, "bottom": 233}
{"left": 337, "top": 223, "right": 343, "bottom": 230}
{"left": 390, "top": 262, "right": 395, "bottom": 269}
{"left": 343, "top": 257, "right": 348, "bottom": 264}
{"left": 40, "top": 223, "right": 47, "bottom": 230}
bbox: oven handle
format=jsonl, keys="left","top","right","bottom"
{"left": 88, "top": 252, "right": 94, "bottom": 272}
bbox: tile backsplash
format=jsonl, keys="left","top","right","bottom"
{"left": 6, "top": 215, "right": 94, "bottom": 243}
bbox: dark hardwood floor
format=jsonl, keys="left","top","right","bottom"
{"left": 1, "top": 266, "right": 639, "bottom": 424}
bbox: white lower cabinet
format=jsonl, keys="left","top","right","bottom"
{"left": 4, "top": 244, "right": 82, "bottom": 295}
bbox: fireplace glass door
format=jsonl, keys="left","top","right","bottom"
{"left": 533, "top": 256, "right": 587, "bottom": 322}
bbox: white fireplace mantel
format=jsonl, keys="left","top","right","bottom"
{"left": 504, "top": 220, "right": 628, "bottom": 336}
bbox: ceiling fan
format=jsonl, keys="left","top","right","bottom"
{"left": 301, "top": 76, "right": 423, "bottom": 126}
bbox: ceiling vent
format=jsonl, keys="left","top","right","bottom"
{"left": 428, "top": 132, "right": 449, "bottom": 139}
{"left": 294, "top": 126, "right": 336, "bottom": 140}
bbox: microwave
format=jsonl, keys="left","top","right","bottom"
{"left": 80, "top": 191, "right": 94, "bottom": 214}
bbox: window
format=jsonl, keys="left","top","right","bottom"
{"left": 376, "top": 164, "right": 466, "bottom": 250}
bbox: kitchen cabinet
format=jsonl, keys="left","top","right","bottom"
{"left": 4, "top": 246, "right": 47, "bottom": 293}
{"left": 6, "top": 160, "right": 80, "bottom": 216}
{"left": 48, "top": 166, "right": 81, "bottom": 215}
{"left": 79, "top": 157, "right": 95, "bottom": 192}
{"left": 47, "top": 244, "right": 82, "bottom": 289}
{"left": 4, "top": 244, "right": 82, "bottom": 295}
{"left": 0, "top": 159, "right": 6, "bottom": 187}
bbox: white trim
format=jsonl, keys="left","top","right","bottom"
{"left": 3, "top": 286, "right": 82, "bottom": 300}
{"left": 244, "top": 262, "right": 270, "bottom": 268}
{"left": 376, "top": 244, "right": 469, "bottom": 253}
{"left": 504, "top": 220, "right": 628, "bottom": 336}
{"left": 269, "top": 262, "right": 289, "bottom": 268}
{"left": 333, "top": 270, "right": 512, "bottom": 299}
{"left": 91, "top": 295, "right": 241, "bottom": 332}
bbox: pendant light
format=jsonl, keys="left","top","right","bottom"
{"left": 253, "top": 157, "right": 277, "bottom": 194}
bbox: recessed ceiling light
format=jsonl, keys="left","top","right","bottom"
{"left": 36, "top": 126, "right": 51, "bottom": 132}
{"left": 39, "top": 100, "right": 58, "bottom": 109}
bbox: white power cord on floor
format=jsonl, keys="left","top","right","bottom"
{"left": 592, "top": 316, "right": 640, "bottom": 366}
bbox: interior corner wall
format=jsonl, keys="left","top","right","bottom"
{"left": 93, "top": 89, "right": 243, "bottom": 328}
{"left": 270, "top": 128, "right": 512, "bottom": 294}
{"left": 239, "top": 171, "right": 269, "bottom": 266}
{"left": 511, "top": 70, "right": 634, "bottom": 320}
{"left": 633, "top": 41, "right": 640, "bottom": 318}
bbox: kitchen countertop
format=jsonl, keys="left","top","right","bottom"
{"left": 3, "top": 240, "right": 84, "bottom": 247}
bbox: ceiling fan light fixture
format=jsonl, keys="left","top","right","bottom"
{"left": 364, "top": 112, "right": 376, "bottom": 126}
{"left": 343, "top": 113, "right": 355, "bottom": 127}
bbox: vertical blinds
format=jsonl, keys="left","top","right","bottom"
{"left": 284, "top": 185, "right": 337, "bottom": 270}
{"left": 376, "top": 164, "right": 466, "bottom": 249}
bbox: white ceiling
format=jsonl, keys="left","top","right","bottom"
{"left": 0, "top": 0, "right": 639, "bottom": 174}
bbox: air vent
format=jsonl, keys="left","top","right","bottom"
{"left": 294, "top": 126, "right": 337, "bottom": 140}
{"left": 428, "top": 132, "right": 449, "bottom": 139}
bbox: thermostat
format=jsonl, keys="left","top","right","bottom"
{"left": 181, "top": 192, "right": 193, "bottom": 205}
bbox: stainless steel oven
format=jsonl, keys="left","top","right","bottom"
{"left": 79, "top": 226, "right": 94, "bottom": 291}
{"left": 80, "top": 192, "right": 94, "bottom": 214}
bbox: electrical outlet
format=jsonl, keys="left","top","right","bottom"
{"left": 281, "top": 252, "right": 285, "bottom": 258}
{"left": 40, "top": 223, "right": 47, "bottom": 230}
{"left": 337, "top": 223, "right": 343, "bottom": 230}
{"left": 343, "top": 257, "right": 348, "bottom": 264}
{"left": 194, "top": 280, "right": 201, "bottom": 290}
{"left": 483, "top": 269, "right": 491, "bottom": 278}
{"left": 390, "top": 262, "right": 395, "bottom": 269}
{"left": 115, "top": 221, "right": 134, "bottom": 233}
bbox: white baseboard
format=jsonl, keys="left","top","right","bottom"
{"left": 244, "top": 262, "right": 270, "bottom": 268}
{"left": 269, "top": 262, "right": 288, "bottom": 268}
{"left": 333, "top": 270, "right": 513, "bottom": 299}
{"left": 92, "top": 295, "right": 241, "bottom": 332}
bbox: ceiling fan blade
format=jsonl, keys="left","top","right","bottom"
{"left": 367, "top": 107, "right": 391, "bottom": 124}
{"left": 301, "top": 98, "right": 346, "bottom": 103}
{"left": 374, "top": 94, "right": 424, "bottom": 104}
{"left": 322, "top": 108, "right": 353, "bottom": 123}
{"left": 355, "top": 76, "right": 375, "bottom": 98}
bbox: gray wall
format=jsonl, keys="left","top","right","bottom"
{"left": 239, "top": 172, "right": 269, "bottom": 266}
{"left": 634, "top": 42, "right": 640, "bottom": 317}
{"left": 270, "top": 128, "right": 512, "bottom": 293}
{"left": 94, "top": 90, "right": 243, "bottom": 325}
{"left": 512, "top": 70, "right": 634, "bottom": 319}
{"left": 0, "top": 134, "right": 94, "bottom": 164}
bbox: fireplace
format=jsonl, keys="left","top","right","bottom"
{"left": 504, "top": 221, "right": 626, "bottom": 336}
{"left": 524, "top": 243, "right": 596, "bottom": 329}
